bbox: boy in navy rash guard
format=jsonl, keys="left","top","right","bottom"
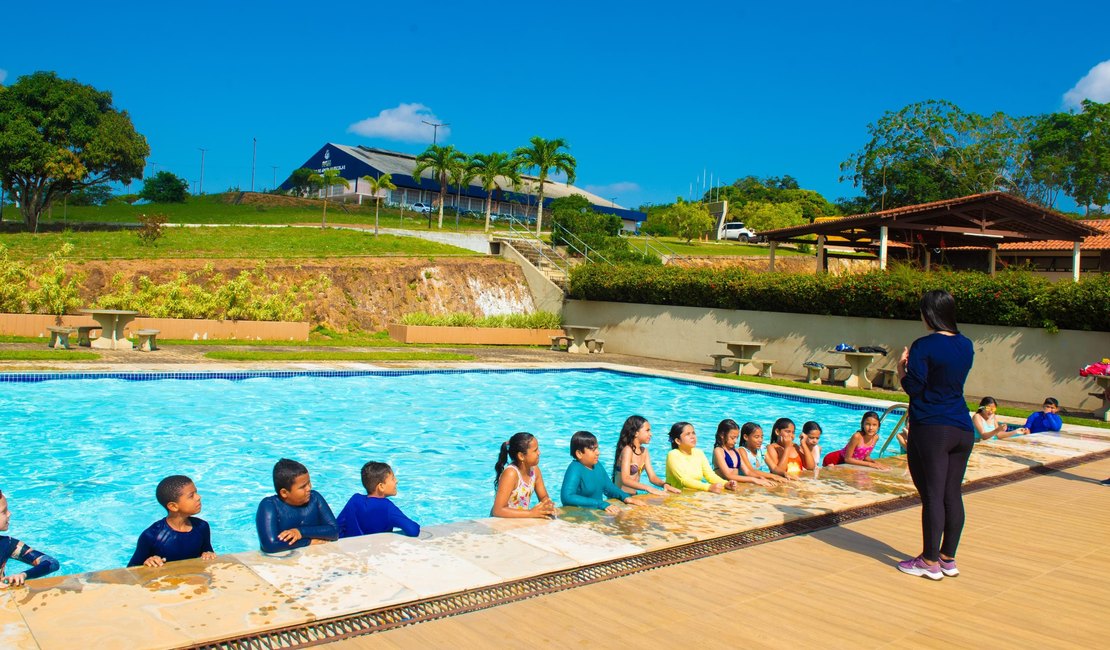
{"left": 0, "top": 488, "right": 60, "bottom": 586}
{"left": 255, "top": 458, "right": 338, "bottom": 553}
{"left": 337, "top": 462, "right": 420, "bottom": 538}
{"left": 129, "top": 475, "right": 216, "bottom": 567}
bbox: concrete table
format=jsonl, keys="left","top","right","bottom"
{"left": 1092, "top": 376, "right": 1110, "bottom": 422}
{"left": 717, "top": 340, "right": 763, "bottom": 360}
{"left": 562, "top": 325, "right": 599, "bottom": 354}
{"left": 81, "top": 309, "right": 139, "bottom": 350}
{"left": 828, "top": 350, "right": 883, "bottom": 390}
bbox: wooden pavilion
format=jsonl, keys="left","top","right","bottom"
{"left": 759, "top": 192, "right": 1102, "bottom": 281}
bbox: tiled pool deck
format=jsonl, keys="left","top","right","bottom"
{"left": 2, "top": 362, "right": 1108, "bottom": 649}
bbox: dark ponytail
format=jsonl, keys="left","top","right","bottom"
{"left": 613, "top": 415, "right": 647, "bottom": 476}
{"left": 494, "top": 432, "right": 535, "bottom": 487}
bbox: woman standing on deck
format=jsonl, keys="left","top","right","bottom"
{"left": 895, "top": 290, "right": 975, "bottom": 581}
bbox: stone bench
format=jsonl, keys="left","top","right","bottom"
{"left": 709, "top": 353, "right": 740, "bottom": 372}
{"left": 872, "top": 367, "right": 900, "bottom": 390}
{"left": 803, "top": 365, "right": 823, "bottom": 384}
{"left": 824, "top": 364, "right": 851, "bottom": 384}
{"left": 76, "top": 324, "right": 102, "bottom": 347}
{"left": 585, "top": 338, "right": 605, "bottom": 354}
{"left": 47, "top": 326, "right": 75, "bottom": 350}
{"left": 136, "top": 329, "right": 161, "bottom": 352}
{"left": 550, "top": 335, "right": 572, "bottom": 351}
{"left": 729, "top": 358, "right": 777, "bottom": 378}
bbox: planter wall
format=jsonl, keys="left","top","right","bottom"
{"left": 563, "top": 299, "right": 1110, "bottom": 411}
{"left": 0, "top": 313, "right": 309, "bottom": 341}
{"left": 388, "top": 323, "right": 563, "bottom": 345}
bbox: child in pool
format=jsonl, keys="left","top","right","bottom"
{"left": 665, "top": 422, "right": 736, "bottom": 493}
{"left": 0, "top": 488, "right": 59, "bottom": 587}
{"left": 561, "top": 431, "right": 638, "bottom": 513}
{"left": 255, "top": 458, "right": 339, "bottom": 553}
{"left": 337, "top": 462, "right": 420, "bottom": 538}
{"left": 711, "top": 419, "right": 774, "bottom": 487}
{"left": 129, "top": 475, "right": 216, "bottom": 567}
{"left": 613, "top": 415, "right": 680, "bottom": 496}
{"left": 822, "top": 411, "right": 888, "bottom": 470}
{"left": 1022, "top": 397, "right": 1062, "bottom": 434}
{"left": 765, "top": 418, "right": 806, "bottom": 478}
{"left": 737, "top": 422, "right": 788, "bottom": 484}
{"left": 972, "top": 397, "right": 1027, "bottom": 441}
{"left": 799, "top": 421, "right": 823, "bottom": 471}
{"left": 491, "top": 432, "right": 556, "bottom": 519}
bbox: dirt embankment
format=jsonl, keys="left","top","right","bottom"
{"left": 671, "top": 256, "right": 876, "bottom": 275}
{"left": 70, "top": 257, "right": 537, "bottom": 331}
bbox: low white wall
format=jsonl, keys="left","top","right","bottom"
{"left": 500, "top": 245, "right": 565, "bottom": 314}
{"left": 563, "top": 299, "right": 1110, "bottom": 411}
{"left": 377, "top": 226, "right": 493, "bottom": 253}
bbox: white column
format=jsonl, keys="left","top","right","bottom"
{"left": 1073, "top": 241, "right": 1081, "bottom": 282}
{"left": 988, "top": 248, "right": 997, "bottom": 277}
{"left": 879, "top": 225, "right": 889, "bottom": 270}
{"left": 816, "top": 235, "right": 826, "bottom": 274}
{"left": 768, "top": 241, "right": 777, "bottom": 272}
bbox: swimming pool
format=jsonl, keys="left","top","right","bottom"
{"left": 0, "top": 368, "right": 896, "bottom": 575}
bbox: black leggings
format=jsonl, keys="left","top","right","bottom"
{"left": 906, "top": 424, "right": 974, "bottom": 561}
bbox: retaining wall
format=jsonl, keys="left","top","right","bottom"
{"left": 0, "top": 314, "right": 309, "bottom": 341}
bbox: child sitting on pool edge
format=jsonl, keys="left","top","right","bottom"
{"left": 561, "top": 431, "right": 637, "bottom": 514}
{"left": 0, "top": 487, "right": 59, "bottom": 587}
{"left": 128, "top": 475, "right": 216, "bottom": 567}
{"left": 337, "top": 462, "right": 420, "bottom": 538}
{"left": 256, "top": 458, "right": 338, "bottom": 553}
{"left": 491, "top": 432, "right": 556, "bottom": 519}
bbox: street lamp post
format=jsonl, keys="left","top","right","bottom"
{"left": 251, "top": 138, "right": 257, "bottom": 193}
{"left": 421, "top": 120, "right": 449, "bottom": 145}
{"left": 198, "top": 148, "right": 206, "bottom": 195}
{"left": 271, "top": 166, "right": 278, "bottom": 191}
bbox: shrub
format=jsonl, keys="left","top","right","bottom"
{"left": 568, "top": 264, "right": 1110, "bottom": 331}
{"left": 136, "top": 213, "right": 168, "bottom": 245}
{"left": 400, "top": 311, "right": 562, "bottom": 329}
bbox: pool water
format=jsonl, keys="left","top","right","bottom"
{"left": 0, "top": 369, "right": 894, "bottom": 575}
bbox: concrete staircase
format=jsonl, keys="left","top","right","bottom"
{"left": 493, "top": 235, "right": 571, "bottom": 291}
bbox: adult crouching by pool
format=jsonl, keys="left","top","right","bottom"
{"left": 895, "top": 290, "right": 975, "bottom": 581}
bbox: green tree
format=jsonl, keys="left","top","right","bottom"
{"left": 360, "top": 172, "right": 397, "bottom": 235}
{"left": 513, "top": 136, "right": 577, "bottom": 236}
{"left": 840, "top": 99, "right": 1032, "bottom": 208}
{"left": 413, "top": 144, "right": 466, "bottom": 229}
{"left": 68, "top": 182, "right": 114, "bottom": 206}
{"left": 307, "top": 168, "right": 349, "bottom": 228}
{"left": 448, "top": 157, "right": 477, "bottom": 228}
{"left": 288, "top": 167, "right": 316, "bottom": 197}
{"left": 735, "top": 201, "right": 805, "bottom": 232}
{"left": 659, "top": 200, "right": 715, "bottom": 243}
{"left": 0, "top": 71, "right": 149, "bottom": 231}
{"left": 138, "top": 170, "right": 189, "bottom": 203}
{"left": 470, "top": 152, "right": 521, "bottom": 232}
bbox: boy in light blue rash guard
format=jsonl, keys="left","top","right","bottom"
{"left": 561, "top": 431, "right": 638, "bottom": 514}
{"left": 129, "top": 475, "right": 216, "bottom": 567}
{"left": 255, "top": 458, "right": 338, "bottom": 553}
{"left": 0, "top": 488, "right": 60, "bottom": 586}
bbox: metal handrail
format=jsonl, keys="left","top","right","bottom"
{"left": 502, "top": 217, "right": 572, "bottom": 281}
{"left": 876, "top": 403, "right": 910, "bottom": 458}
{"left": 623, "top": 232, "right": 680, "bottom": 262}
{"left": 550, "top": 222, "right": 615, "bottom": 267}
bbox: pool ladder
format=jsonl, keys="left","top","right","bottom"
{"left": 875, "top": 402, "right": 910, "bottom": 458}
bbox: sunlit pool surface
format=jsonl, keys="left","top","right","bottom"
{"left": 1, "top": 369, "right": 894, "bottom": 574}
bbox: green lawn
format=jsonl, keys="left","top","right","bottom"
{"left": 0, "top": 350, "right": 99, "bottom": 361}
{"left": 0, "top": 225, "right": 477, "bottom": 260}
{"left": 203, "top": 350, "right": 474, "bottom": 361}
{"left": 626, "top": 236, "right": 810, "bottom": 257}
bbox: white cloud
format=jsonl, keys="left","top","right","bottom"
{"left": 347, "top": 103, "right": 450, "bottom": 143}
{"left": 1064, "top": 60, "right": 1110, "bottom": 108}
{"left": 0, "top": 69, "right": 7, "bottom": 84}
{"left": 584, "top": 181, "right": 641, "bottom": 197}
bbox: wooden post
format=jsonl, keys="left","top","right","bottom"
{"left": 879, "top": 225, "right": 888, "bottom": 270}
{"left": 816, "top": 235, "right": 826, "bottom": 274}
{"left": 768, "top": 241, "right": 777, "bottom": 272}
{"left": 988, "top": 248, "right": 997, "bottom": 277}
{"left": 924, "top": 247, "right": 932, "bottom": 272}
{"left": 1073, "top": 241, "right": 1081, "bottom": 282}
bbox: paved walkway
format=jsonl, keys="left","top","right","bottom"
{"left": 330, "top": 456, "right": 1110, "bottom": 649}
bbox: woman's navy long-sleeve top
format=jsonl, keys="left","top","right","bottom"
{"left": 901, "top": 332, "right": 975, "bottom": 431}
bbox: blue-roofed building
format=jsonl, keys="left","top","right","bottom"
{"left": 279, "top": 144, "right": 647, "bottom": 232}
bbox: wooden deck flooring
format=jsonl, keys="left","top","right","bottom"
{"left": 326, "top": 457, "right": 1110, "bottom": 649}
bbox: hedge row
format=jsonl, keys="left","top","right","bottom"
{"left": 567, "top": 264, "right": 1110, "bottom": 332}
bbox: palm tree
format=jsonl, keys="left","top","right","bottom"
{"left": 413, "top": 144, "right": 466, "bottom": 229}
{"left": 360, "top": 172, "right": 397, "bottom": 236}
{"left": 307, "top": 168, "right": 350, "bottom": 228}
{"left": 513, "top": 136, "right": 577, "bottom": 236}
{"left": 449, "top": 157, "right": 478, "bottom": 229}
{"left": 470, "top": 152, "right": 522, "bottom": 232}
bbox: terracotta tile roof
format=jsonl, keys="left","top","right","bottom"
{"left": 998, "top": 219, "right": 1110, "bottom": 251}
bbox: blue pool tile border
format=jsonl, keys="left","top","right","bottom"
{"left": 0, "top": 367, "right": 892, "bottom": 414}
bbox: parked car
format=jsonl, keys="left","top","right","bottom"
{"left": 409, "top": 202, "right": 432, "bottom": 213}
{"left": 721, "top": 222, "right": 758, "bottom": 243}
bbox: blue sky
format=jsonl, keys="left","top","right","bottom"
{"left": 2, "top": 1, "right": 1108, "bottom": 209}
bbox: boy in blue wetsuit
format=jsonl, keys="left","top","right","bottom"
{"left": 561, "top": 431, "right": 637, "bottom": 514}
{"left": 0, "top": 488, "right": 59, "bottom": 586}
{"left": 1024, "top": 397, "right": 1064, "bottom": 434}
{"left": 129, "top": 475, "right": 216, "bottom": 567}
{"left": 255, "top": 458, "right": 338, "bottom": 553}
{"left": 337, "top": 462, "right": 420, "bottom": 538}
